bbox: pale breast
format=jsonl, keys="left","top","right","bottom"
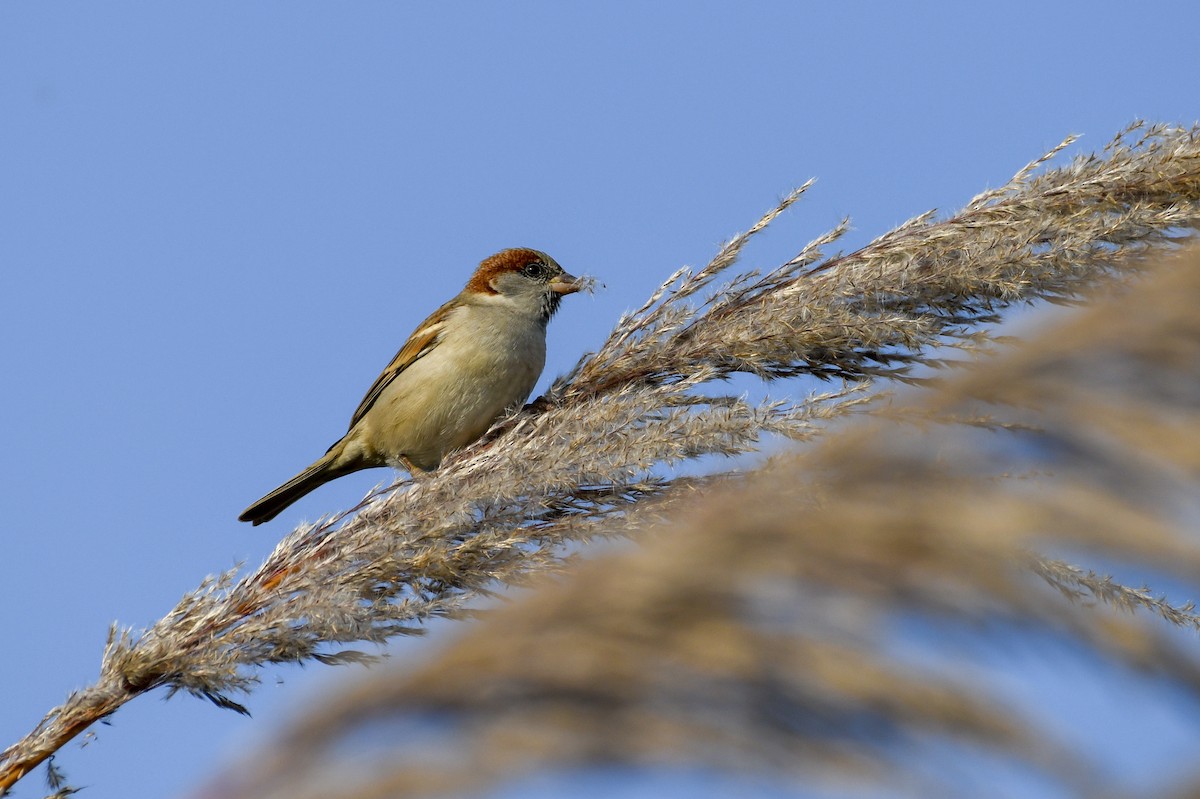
{"left": 360, "top": 301, "right": 547, "bottom": 470}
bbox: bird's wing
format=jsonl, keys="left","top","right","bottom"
{"left": 347, "top": 300, "right": 453, "bottom": 430}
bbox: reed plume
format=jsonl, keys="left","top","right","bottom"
{"left": 205, "top": 242, "right": 1200, "bottom": 799}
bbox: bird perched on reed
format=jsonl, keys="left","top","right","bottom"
{"left": 240, "top": 248, "right": 583, "bottom": 525}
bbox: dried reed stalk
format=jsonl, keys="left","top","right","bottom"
{"left": 3, "top": 121, "right": 1199, "bottom": 795}
{"left": 204, "top": 244, "right": 1200, "bottom": 799}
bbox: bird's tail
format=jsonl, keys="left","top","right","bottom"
{"left": 239, "top": 442, "right": 359, "bottom": 525}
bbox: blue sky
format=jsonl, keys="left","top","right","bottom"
{"left": 3, "top": 3, "right": 1199, "bottom": 797}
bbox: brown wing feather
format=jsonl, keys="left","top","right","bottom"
{"left": 347, "top": 301, "right": 451, "bottom": 430}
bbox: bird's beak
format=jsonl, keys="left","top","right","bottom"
{"left": 549, "top": 271, "right": 584, "bottom": 295}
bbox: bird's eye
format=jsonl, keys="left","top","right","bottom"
{"left": 522, "top": 262, "right": 548, "bottom": 280}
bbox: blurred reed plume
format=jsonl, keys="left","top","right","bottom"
{"left": 3, "top": 121, "right": 1200, "bottom": 795}
{"left": 204, "top": 242, "right": 1200, "bottom": 799}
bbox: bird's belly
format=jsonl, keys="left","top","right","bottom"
{"left": 362, "top": 329, "right": 544, "bottom": 470}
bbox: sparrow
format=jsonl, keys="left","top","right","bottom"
{"left": 239, "top": 247, "right": 582, "bottom": 525}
